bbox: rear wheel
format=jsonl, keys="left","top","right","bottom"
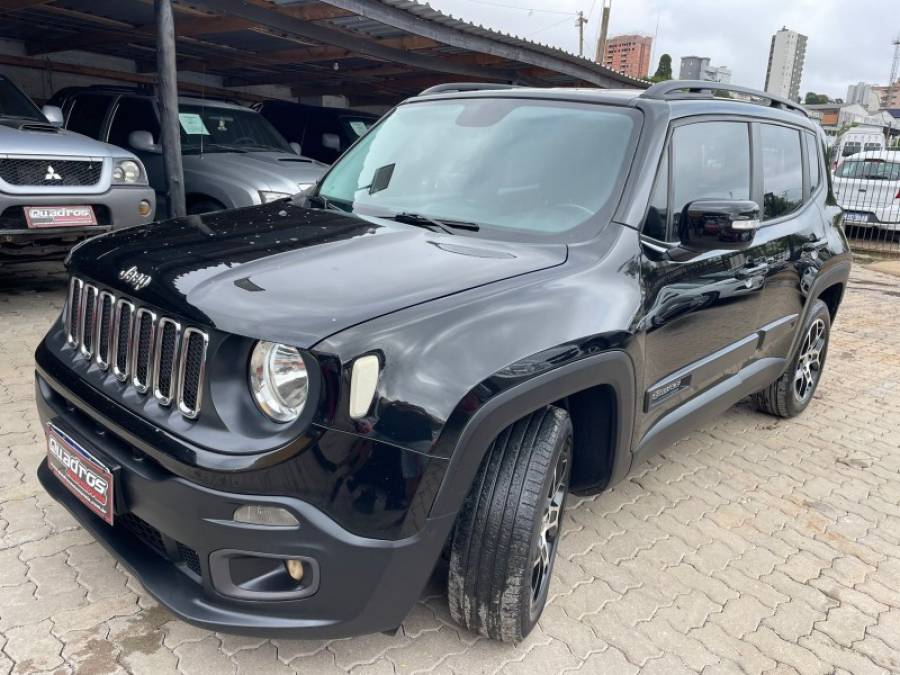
{"left": 447, "top": 406, "right": 572, "bottom": 642}
{"left": 754, "top": 299, "right": 831, "bottom": 417}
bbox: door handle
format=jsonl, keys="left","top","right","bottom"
{"left": 736, "top": 263, "right": 768, "bottom": 280}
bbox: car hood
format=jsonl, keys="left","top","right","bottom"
{"left": 68, "top": 202, "right": 568, "bottom": 347}
{"left": 182, "top": 150, "right": 327, "bottom": 191}
{"left": 0, "top": 120, "right": 127, "bottom": 158}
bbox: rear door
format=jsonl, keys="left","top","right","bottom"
{"left": 640, "top": 118, "right": 765, "bottom": 434}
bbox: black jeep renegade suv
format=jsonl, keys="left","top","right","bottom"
{"left": 35, "top": 81, "right": 850, "bottom": 642}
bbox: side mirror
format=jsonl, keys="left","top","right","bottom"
{"left": 42, "top": 105, "right": 64, "bottom": 127}
{"left": 322, "top": 132, "right": 341, "bottom": 151}
{"left": 289, "top": 141, "right": 302, "bottom": 156}
{"left": 677, "top": 199, "right": 760, "bottom": 253}
{"left": 128, "top": 130, "right": 160, "bottom": 154}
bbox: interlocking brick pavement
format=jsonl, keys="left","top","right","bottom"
{"left": 1, "top": 261, "right": 899, "bottom": 674}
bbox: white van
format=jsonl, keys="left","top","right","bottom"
{"left": 833, "top": 126, "right": 885, "bottom": 169}
{"left": 833, "top": 150, "right": 900, "bottom": 229}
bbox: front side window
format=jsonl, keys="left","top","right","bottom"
{"left": 842, "top": 141, "right": 861, "bottom": 157}
{"left": 317, "top": 98, "right": 639, "bottom": 241}
{"left": 670, "top": 121, "right": 751, "bottom": 230}
{"left": 760, "top": 124, "right": 803, "bottom": 220}
{"left": 864, "top": 142, "right": 882, "bottom": 151}
{"left": 108, "top": 98, "right": 160, "bottom": 149}
{"left": 643, "top": 150, "right": 668, "bottom": 241}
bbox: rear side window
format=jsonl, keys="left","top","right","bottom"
{"left": 805, "top": 132, "right": 820, "bottom": 192}
{"left": 66, "top": 94, "right": 112, "bottom": 139}
{"left": 760, "top": 124, "right": 803, "bottom": 220}
{"left": 842, "top": 141, "right": 861, "bottom": 157}
{"left": 864, "top": 142, "right": 882, "bottom": 151}
{"left": 670, "top": 122, "right": 750, "bottom": 230}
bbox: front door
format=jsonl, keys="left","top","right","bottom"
{"left": 640, "top": 119, "right": 766, "bottom": 436}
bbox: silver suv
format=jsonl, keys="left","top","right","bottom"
{"left": 0, "top": 76, "right": 155, "bottom": 263}
{"left": 51, "top": 88, "right": 328, "bottom": 215}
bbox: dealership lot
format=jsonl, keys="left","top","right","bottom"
{"left": 2, "top": 262, "right": 900, "bottom": 674}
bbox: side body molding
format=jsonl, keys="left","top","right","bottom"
{"left": 429, "top": 350, "right": 636, "bottom": 519}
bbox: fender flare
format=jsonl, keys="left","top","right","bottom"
{"left": 429, "top": 350, "right": 636, "bottom": 519}
{"left": 787, "top": 257, "right": 851, "bottom": 359}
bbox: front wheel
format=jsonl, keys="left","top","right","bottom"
{"left": 447, "top": 406, "right": 572, "bottom": 642}
{"left": 753, "top": 299, "right": 831, "bottom": 417}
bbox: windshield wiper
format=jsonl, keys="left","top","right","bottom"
{"left": 390, "top": 212, "right": 480, "bottom": 234}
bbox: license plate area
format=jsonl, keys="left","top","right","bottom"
{"left": 844, "top": 211, "right": 873, "bottom": 224}
{"left": 46, "top": 423, "right": 115, "bottom": 525}
{"left": 25, "top": 205, "right": 97, "bottom": 229}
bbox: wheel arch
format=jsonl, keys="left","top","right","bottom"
{"left": 429, "top": 350, "right": 636, "bottom": 519}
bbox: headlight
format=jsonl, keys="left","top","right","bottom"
{"left": 249, "top": 341, "right": 309, "bottom": 423}
{"left": 112, "top": 159, "right": 145, "bottom": 184}
{"left": 259, "top": 190, "right": 292, "bottom": 204}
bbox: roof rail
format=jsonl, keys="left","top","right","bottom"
{"left": 640, "top": 80, "right": 809, "bottom": 117}
{"left": 418, "top": 82, "right": 522, "bottom": 96}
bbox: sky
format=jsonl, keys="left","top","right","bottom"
{"left": 425, "top": 0, "right": 898, "bottom": 99}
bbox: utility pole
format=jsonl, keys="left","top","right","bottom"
{"left": 155, "top": 0, "right": 186, "bottom": 218}
{"left": 888, "top": 35, "right": 900, "bottom": 109}
{"left": 575, "top": 10, "right": 588, "bottom": 58}
{"left": 594, "top": 0, "right": 611, "bottom": 64}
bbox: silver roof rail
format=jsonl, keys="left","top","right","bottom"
{"left": 640, "top": 80, "right": 809, "bottom": 117}
{"left": 418, "top": 83, "right": 522, "bottom": 96}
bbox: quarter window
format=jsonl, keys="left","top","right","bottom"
{"left": 671, "top": 122, "right": 750, "bottom": 231}
{"left": 805, "top": 132, "right": 820, "bottom": 193}
{"left": 760, "top": 124, "right": 803, "bottom": 220}
{"left": 643, "top": 149, "right": 668, "bottom": 241}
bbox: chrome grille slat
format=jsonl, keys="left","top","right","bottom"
{"left": 112, "top": 299, "right": 135, "bottom": 382}
{"left": 67, "top": 276, "right": 207, "bottom": 419}
{"left": 132, "top": 308, "right": 157, "bottom": 393}
{"left": 153, "top": 318, "right": 181, "bottom": 406}
{"left": 79, "top": 285, "right": 98, "bottom": 358}
{"left": 95, "top": 291, "right": 115, "bottom": 370}
{"left": 177, "top": 328, "right": 208, "bottom": 419}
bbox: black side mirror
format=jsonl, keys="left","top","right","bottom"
{"left": 677, "top": 199, "right": 760, "bottom": 253}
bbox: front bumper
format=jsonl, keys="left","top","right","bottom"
{"left": 0, "top": 187, "right": 156, "bottom": 260}
{"left": 35, "top": 367, "right": 455, "bottom": 639}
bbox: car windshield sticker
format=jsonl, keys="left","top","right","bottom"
{"left": 213, "top": 116, "right": 232, "bottom": 131}
{"left": 178, "top": 113, "right": 210, "bottom": 135}
{"left": 349, "top": 120, "right": 369, "bottom": 137}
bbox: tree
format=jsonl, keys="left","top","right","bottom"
{"left": 651, "top": 54, "right": 672, "bottom": 83}
{"left": 804, "top": 92, "right": 829, "bottom": 105}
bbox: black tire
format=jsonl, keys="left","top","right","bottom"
{"left": 187, "top": 199, "right": 224, "bottom": 215}
{"left": 753, "top": 299, "right": 831, "bottom": 418}
{"left": 448, "top": 406, "right": 572, "bottom": 642}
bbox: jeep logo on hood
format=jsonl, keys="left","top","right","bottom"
{"left": 118, "top": 266, "right": 152, "bottom": 291}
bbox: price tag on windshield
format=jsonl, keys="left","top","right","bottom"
{"left": 178, "top": 113, "right": 210, "bottom": 135}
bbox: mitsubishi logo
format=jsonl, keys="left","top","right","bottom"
{"left": 44, "top": 165, "right": 62, "bottom": 181}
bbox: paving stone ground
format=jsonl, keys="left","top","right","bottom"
{"left": 1, "top": 261, "right": 899, "bottom": 674}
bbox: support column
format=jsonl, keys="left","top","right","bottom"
{"left": 155, "top": 0, "right": 186, "bottom": 218}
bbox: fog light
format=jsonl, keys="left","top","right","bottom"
{"left": 233, "top": 504, "right": 299, "bottom": 527}
{"left": 138, "top": 200, "right": 152, "bottom": 217}
{"left": 285, "top": 559, "right": 305, "bottom": 581}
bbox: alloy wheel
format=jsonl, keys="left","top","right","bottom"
{"left": 794, "top": 318, "right": 826, "bottom": 402}
{"left": 530, "top": 447, "right": 569, "bottom": 615}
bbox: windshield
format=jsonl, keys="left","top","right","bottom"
{"left": 316, "top": 98, "right": 638, "bottom": 241}
{"left": 0, "top": 77, "right": 44, "bottom": 121}
{"left": 836, "top": 159, "right": 900, "bottom": 181}
{"left": 178, "top": 104, "right": 293, "bottom": 153}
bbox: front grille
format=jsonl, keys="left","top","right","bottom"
{"left": 0, "top": 158, "right": 103, "bottom": 187}
{"left": 65, "top": 276, "right": 208, "bottom": 419}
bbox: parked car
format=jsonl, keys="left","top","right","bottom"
{"left": 35, "top": 81, "right": 850, "bottom": 643}
{"left": 833, "top": 150, "right": 900, "bottom": 229}
{"left": 49, "top": 87, "right": 327, "bottom": 214}
{"left": 0, "top": 75, "right": 155, "bottom": 263}
{"left": 831, "top": 125, "right": 885, "bottom": 170}
{"left": 257, "top": 100, "right": 379, "bottom": 164}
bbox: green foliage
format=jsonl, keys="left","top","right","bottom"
{"left": 804, "top": 92, "right": 829, "bottom": 105}
{"left": 650, "top": 54, "right": 672, "bottom": 83}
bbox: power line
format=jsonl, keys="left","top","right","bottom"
{"left": 525, "top": 14, "right": 573, "bottom": 37}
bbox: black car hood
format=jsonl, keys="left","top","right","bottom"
{"left": 69, "top": 202, "right": 568, "bottom": 347}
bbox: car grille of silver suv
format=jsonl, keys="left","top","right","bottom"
{"left": 0, "top": 158, "right": 103, "bottom": 187}
{"left": 64, "top": 277, "right": 208, "bottom": 419}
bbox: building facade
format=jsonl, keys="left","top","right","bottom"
{"left": 874, "top": 83, "right": 900, "bottom": 108}
{"left": 764, "top": 27, "right": 807, "bottom": 101}
{"left": 679, "top": 56, "right": 731, "bottom": 83}
{"left": 602, "top": 34, "right": 652, "bottom": 80}
{"left": 846, "top": 82, "right": 881, "bottom": 113}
